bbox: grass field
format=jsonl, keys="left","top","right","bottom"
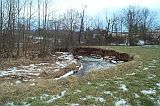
{"left": 1, "top": 45, "right": 160, "bottom": 106}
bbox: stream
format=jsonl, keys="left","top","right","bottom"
{"left": 73, "top": 56, "right": 116, "bottom": 77}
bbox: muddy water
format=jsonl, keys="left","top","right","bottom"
{"left": 73, "top": 56, "right": 116, "bottom": 77}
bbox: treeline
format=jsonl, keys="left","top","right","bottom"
{"left": 0, "top": 0, "right": 159, "bottom": 58}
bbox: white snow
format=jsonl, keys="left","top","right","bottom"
{"left": 57, "top": 52, "right": 74, "bottom": 61}
{"left": 38, "top": 63, "right": 50, "bottom": 65}
{"left": 134, "top": 93, "right": 140, "bottom": 98}
{"left": 81, "top": 96, "right": 105, "bottom": 102}
{"left": 5, "top": 102, "right": 14, "bottom": 106}
{"left": 152, "top": 59, "right": 157, "bottom": 63}
{"left": 30, "top": 83, "right": 35, "bottom": 86}
{"left": 119, "top": 84, "right": 128, "bottom": 92}
{"left": 148, "top": 74, "right": 156, "bottom": 79}
{"left": 15, "top": 80, "right": 21, "bottom": 85}
{"left": 87, "top": 82, "right": 91, "bottom": 85}
{"left": 95, "top": 97, "right": 105, "bottom": 102}
{"left": 22, "top": 102, "right": 31, "bottom": 106}
{"left": 156, "top": 83, "right": 160, "bottom": 87}
{"left": 126, "top": 73, "right": 136, "bottom": 76}
{"left": 115, "top": 99, "right": 130, "bottom": 106}
{"left": 29, "top": 64, "right": 36, "bottom": 67}
{"left": 141, "top": 89, "right": 156, "bottom": 95}
{"left": 55, "top": 61, "right": 67, "bottom": 68}
{"left": 78, "top": 63, "right": 83, "bottom": 70}
{"left": 0, "top": 71, "right": 6, "bottom": 77}
{"left": 70, "top": 60, "right": 77, "bottom": 64}
{"left": 55, "top": 71, "right": 74, "bottom": 80}
{"left": 148, "top": 65, "right": 156, "bottom": 68}
{"left": 99, "top": 84, "right": 106, "bottom": 87}
{"left": 40, "top": 94, "right": 49, "bottom": 100}
{"left": 61, "top": 71, "right": 74, "bottom": 78}
{"left": 5, "top": 101, "right": 31, "bottom": 106}
{"left": 116, "top": 77, "right": 123, "bottom": 80}
{"left": 143, "top": 67, "right": 149, "bottom": 70}
{"left": 111, "top": 60, "right": 118, "bottom": 64}
{"left": 104, "top": 91, "right": 113, "bottom": 96}
{"left": 74, "top": 90, "right": 81, "bottom": 94}
{"left": 0, "top": 52, "right": 79, "bottom": 78}
{"left": 39, "top": 90, "right": 66, "bottom": 103}
{"left": 55, "top": 52, "right": 78, "bottom": 70}
{"left": 0, "top": 64, "right": 42, "bottom": 77}
{"left": 68, "top": 103, "right": 79, "bottom": 106}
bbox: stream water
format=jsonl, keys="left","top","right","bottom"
{"left": 73, "top": 56, "right": 116, "bottom": 77}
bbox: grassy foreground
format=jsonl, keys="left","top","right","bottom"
{"left": 0, "top": 45, "right": 160, "bottom": 106}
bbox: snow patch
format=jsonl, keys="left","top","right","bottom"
{"left": 5, "top": 102, "right": 14, "bottom": 106}
{"left": 55, "top": 61, "right": 67, "bottom": 68}
{"left": 134, "top": 93, "right": 140, "bottom": 98}
{"left": 40, "top": 94, "right": 49, "bottom": 100}
{"left": 30, "top": 83, "right": 35, "bottom": 86}
{"left": 152, "top": 59, "right": 157, "bottom": 63}
{"left": 40, "top": 90, "right": 66, "bottom": 103}
{"left": 15, "top": 80, "right": 21, "bottom": 85}
{"left": 78, "top": 63, "right": 83, "bottom": 70}
{"left": 115, "top": 99, "right": 130, "bottom": 106}
{"left": 119, "top": 84, "right": 128, "bottom": 92}
{"left": 126, "top": 73, "right": 136, "bottom": 76}
{"left": 95, "top": 97, "right": 106, "bottom": 102}
{"left": 143, "top": 67, "right": 148, "bottom": 70}
{"left": 99, "top": 84, "right": 106, "bottom": 87}
{"left": 55, "top": 71, "right": 74, "bottom": 80}
{"left": 141, "top": 89, "right": 156, "bottom": 95}
{"left": 81, "top": 96, "right": 105, "bottom": 102}
{"left": 67, "top": 103, "right": 79, "bottom": 106}
{"left": 73, "top": 90, "right": 81, "bottom": 94}
{"left": 156, "top": 83, "right": 160, "bottom": 87}
{"left": 104, "top": 91, "right": 113, "bottom": 96}
{"left": 116, "top": 77, "right": 123, "bottom": 80}
{"left": 148, "top": 65, "right": 156, "bottom": 68}
{"left": 148, "top": 74, "right": 156, "bottom": 79}
{"left": 111, "top": 60, "right": 118, "bottom": 64}
{"left": 87, "top": 82, "right": 91, "bottom": 85}
{"left": 5, "top": 102, "right": 31, "bottom": 106}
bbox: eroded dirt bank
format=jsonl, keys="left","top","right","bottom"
{"left": 70, "top": 47, "right": 132, "bottom": 62}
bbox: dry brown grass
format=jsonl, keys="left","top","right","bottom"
{"left": 0, "top": 75, "right": 80, "bottom": 105}
{"left": 0, "top": 58, "right": 39, "bottom": 70}
{"left": 38, "top": 62, "right": 80, "bottom": 79}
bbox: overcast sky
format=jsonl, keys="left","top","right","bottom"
{"left": 55, "top": 0, "right": 160, "bottom": 17}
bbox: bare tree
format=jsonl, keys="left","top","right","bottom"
{"left": 112, "top": 15, "right": 119, "bottom": 45}
{"left": 105, "top": 12, "right": 115, "bottom": 45}
{"left": 78, "top": 6, "right": 86, "bottom": 45}
{"left": 122, "top": 6, "right": 141, "bottom": 46}
{"left": 0, "top": 0, "right": 3, "bottom": 56}
{"left": 139, "top": 8, "right": 155, "bottom": 44}
{"left": 62, "top": 9, "right": 80, "bottom": 48}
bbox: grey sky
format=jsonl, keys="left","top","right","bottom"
{"left": 55, "top": 0, "right": 160, "bottom": 16}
